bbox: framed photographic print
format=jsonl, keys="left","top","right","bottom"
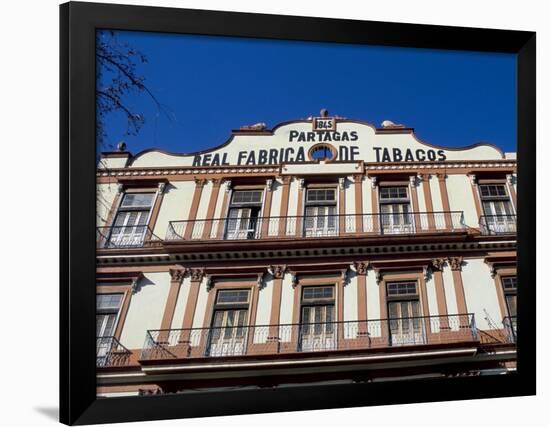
{"left": 60, "top": 1, "right": 536, "bottom": 425}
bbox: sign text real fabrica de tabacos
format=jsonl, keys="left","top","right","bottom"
{"left": 192, "top": 130, "right": 447, "bottom": 166}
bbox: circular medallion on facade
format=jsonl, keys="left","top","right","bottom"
{"left": 308, "top": 143, "right": 337, "bottom": 162}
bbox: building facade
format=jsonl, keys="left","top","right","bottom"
{"left": 96, "top": 115, "right": 517, "bottom": 398}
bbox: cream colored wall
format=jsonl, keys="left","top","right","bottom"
{"left": 170, "top": 276, "right": 191, "bottom": 329}
{"left": 195, "top": 181, "right": 212, "bottom": 220}
{"left": 345, "top": 177, "right": 356, "bottom": 232}
{"left": 429, "top": 176, "right": 445, "bottom": 229}
{"left": 97, "top": 156, "right": 129, "bottom": 169}
{"left": 366, "top": 270, "right": 380, "bottom": 320}
{"left": 268, "top": 180, "right": 283, "bottom": 236}
{"left": 254, "top": 276, "right": 274, "bottom": 343}
{"left": 446, "top": 174, "right": 478, "bottom": 228}
{"left": 191, "top": 277, "right": 209, "bottom": 330}
{"left": 286, "top": 178, "right": 299, "bottom": 235}
{"left": 425, "top": 275, "right": 439, "bottom": 317}
{"left": 96, "top": 183, "right": 119, "bottom": 227}
{"left": 366, "top": 269, "right": 381, "bottom": 337}
{"left": 279, "top": 273, "right": 295, "bottom": 341}
{"left": 343, "top": 272, "right": 358, "bottom": 338}
{"left": 416, "top": 180, "right": 429, "bottom": 230}
{"left": 461, "top": 258, "right": 503, "bottom": 330}
{"left": 119, "top": 272, "right": 171, "bottom": 349}
{"left": 442, "top": 265, "right": 458, "bottom": 315}
{"left": 152, "top": 180, "right": 195, "bottom": 239}
{"left": 362, "top": 176, "right": 373, "bottom": 217}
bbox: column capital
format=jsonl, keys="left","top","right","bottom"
{"left": 157, "top": 182, "right": 167, "bottom": 195}
{"left": 370, "top": 176, "right": 378, "bottom": 188}
{"left": 189, "top": 267, "right": 206, "bottom": 282}
{"left": 436, "top": 173, "right": 447, "bottom": 182}
{"left": 169, "top": 268, "right": 187, "bottom": 284}
{"left": 448, "top": 256, "right": 464, "bottom": 271}
{"left": 224, "top": 179, "right": 232, "bottom": 193}
{"left": 467, "top": 174, "right": 477, "bottom": 185}
{"left": 266, "top": 178, "right": 274, "bottom": 191}
{"left": 338, "top": 177, "right": 346, "bottom": 190}
{"left": 194, "top": 178, "right": 207, "bottom": 188}
{"left": 353, "top": 261, "right": 370, "bottom": 275}
{"left": 268, "top": 265, "right": 287, "bottom": 279}
{"left": 431, "top": 258, "right": 447, "bottom": 271}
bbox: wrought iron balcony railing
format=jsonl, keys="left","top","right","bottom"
{"left": 141, "top": 313, "right": 477, "bottom": 361}
{"left": 503, "top": 316, "right": 517, "bottom": 343}
{"left": 479, "top": 214, "right": 517, "bottom": 235}
{"left": 165, "top": 211, "right": 466, "bottom": 242}
{"left": 96, "top": 336, "right": 132, "bottom": 367}
{"left": 96, "top": 225, "right": 162, "bottom": 249}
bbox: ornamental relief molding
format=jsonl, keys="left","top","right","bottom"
{"left": 447, "top": 256, "right": 464, "bottom": 271}
{"left": 189, "top": 267, "right": 206, "bottom": 282}
{"left": 169, "top": 267, "right": 187, "bottom": 283}
{"left": 97, "top": 161, "right": 515, "bottom": 178}
{"left": 353, "top": 261, "right": 370, "bottom": 275}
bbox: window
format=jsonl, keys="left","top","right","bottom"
{"left": 502, "top": 276, "right": 517, "bottom": 318}
{"left": 299, "top": 285, "right": 336, "bottom": 352}
{"left": 96, "top": 293, "right": 124, "bottom": 338}
{"left": 304, "top": 188, "right": 337, "bottom": 237}
{"left": 109, "top": 192, "right": 155, "bottom": 247}
{"left": 479, "top": 184, "right": 515, "bottom": 233}
{"left": 386, "top": 281, "right": 425, "bottom": 345}
{"left": 225, "top": 190, "right": 263, "bottom": 240}
{"left": 96, "top": 293, "right": 124, "bottom": 366}
{"left": 379, "top": 186, "right": 412, "bottom": 234}
{"left": 207, "top": 289, "right": 251, "bottom": 356}
{"left": 216, "top": 289, "right": 250, "bottom": 304}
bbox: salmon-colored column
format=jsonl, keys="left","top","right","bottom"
{"left": 437, "top": 174, "right": 453, "bottom": 230}
{"left": 354, "top": 262, "right": 369, "bottom": 335}
{"left": 261, "top": 179, "right": 274, "bottom": 238}
{"left": 468, "top": 174, "right": 483, "bottom": 223}
{"left": 158, "top": 268, "right": 186, "bottom": 342}
{"left": 370, "top": 177, "right": 379, "bottom": 233}
{"left": 420, "top": 174, "right": 436, "bottom": 230}
{"left": 354, "top": 175, "right": 364, "bottom": 233}
{"left": 184, "top": 179, "right": 206, "bottom": 239}
{"left": 409, "top": 175, "right": 421, "bottom": 232}
{"left": 278, "top": 176, "right": 291, "bottom": 236}
{"left": 215, "top": 180, "right": 231, "bottom": 239}
{"left": 201, "top": 179, "right": 221, "bottom": 239}
{"left": 268, "top": 265, "right": 286, "bottom": 340}
{"left": 448, "top": 257, "right": 469, "bottom": 327}
{"left": 506, "top": 174, "right": 517, "bottom": 211}
{"left": 339, "top": 178, "right": 346, "bottom": 235}
{"left": 294, "top": 180, "right": 305, "bottom": 237}
{"left": 430, "top": 259, "right": 449, "bottom": 330}
{"left": 179, "top": 268, "right": 206, "bottom": 347}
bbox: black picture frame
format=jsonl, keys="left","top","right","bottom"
{"left": 60, "top": 1, "right": 536, "bottom": 424}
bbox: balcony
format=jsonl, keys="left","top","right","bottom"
{"left": 479, "top": 215, "right": 516, "bottom": 235}
{"left": 165, "top": 211, "right": 466, "bottom": 242}
{"left": 96, "top": 336, "right": 132, "bottom": 367}
{"left": 96, "top": 225, "right": 162, "bottom": 249}
{"left": 140, "top": 314, "right": 477, "bottom": 361}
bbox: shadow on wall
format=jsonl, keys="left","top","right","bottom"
{"left": 33, "top": 407, "right": 58, "bottom": 421}
{"left": 133, "top": 275, "right": 156, "bottom": 294}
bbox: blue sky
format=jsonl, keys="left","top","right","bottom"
{"left": 98, "top": 30, "right": 516, "bottom": 154}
